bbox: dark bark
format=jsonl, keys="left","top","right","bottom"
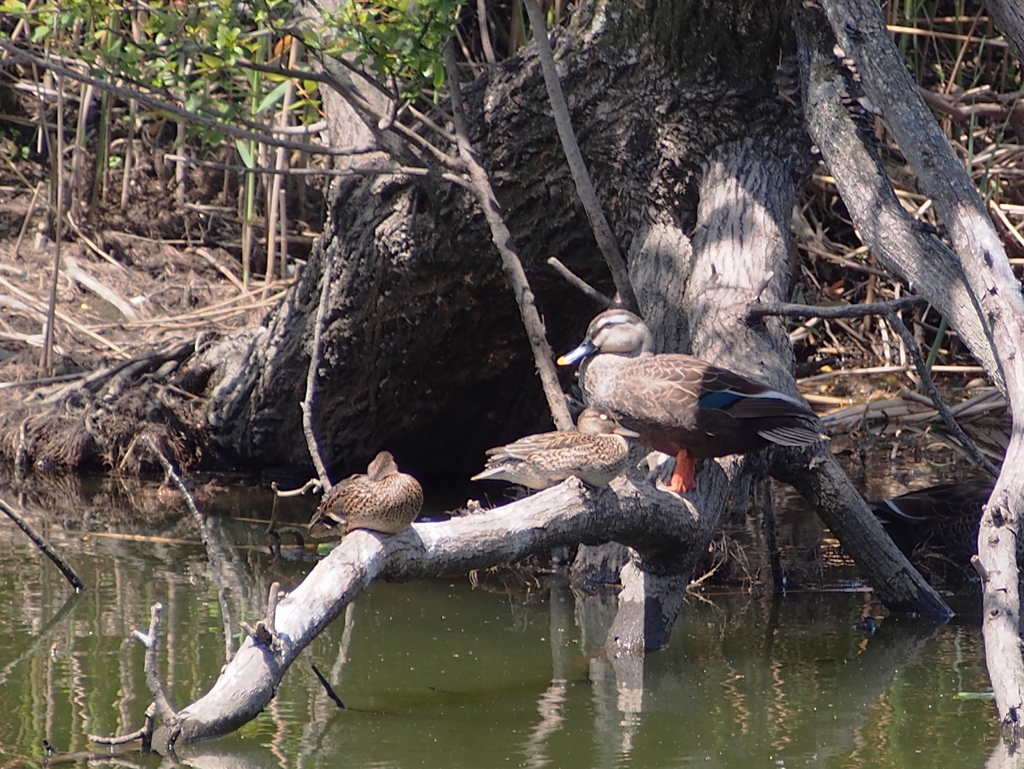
{"left": 206, "top": 0, "right": 799, "bottom": 485}
{"left": 986, "top": 0, "right": 1024, "bottom": 64}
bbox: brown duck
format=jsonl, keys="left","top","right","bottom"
{"left": 308, "top": 451, "right": 423, "bottom": 539}
{"left": 471, "top": 407, "right": 639, "bottom": 489}
{"left": 557, "top": 309, "right": 825, "bottom": 493}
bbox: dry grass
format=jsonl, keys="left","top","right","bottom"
{"left": 790, "top": 3, "right": 1018, "bottom": 459}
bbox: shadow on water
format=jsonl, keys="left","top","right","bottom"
{"left": 0, "top": 468, "right": 1009, "bottom": 768}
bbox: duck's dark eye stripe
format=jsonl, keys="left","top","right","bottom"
{"left": 595, "top": 313, "right": 632, "bottom": 330}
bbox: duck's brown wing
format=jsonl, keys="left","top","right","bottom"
{"left": 498, "top": 430, "right": 604, "bottom": 458}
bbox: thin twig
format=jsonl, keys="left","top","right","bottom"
{"left": 0, "top": 40, "right": 364, "bottom": 159}
{"left": 40, "top": 69, "right": 64, "bottom": 376}
{"left": 0, "top": 496, "right": 86, "bottom": 591}
{"left": 885, "top": 311, "right": 999, "bottom": 476}
{"left": 546, "top": 257, "right": 614, "bottom": 308}
{"left": 522, "top": 0, "right": 638, "bottom": 313}
{"left": 443, "top": 41, "right": 572, "bottom": 430}
{"left": 753, "top": 299, "right": 999, "bottom": 476}
{"left": 749, "top": 297, "right": 929, "bottom": 320}
{"left": 300, "top": 253, "right": 333, "bottom": 489}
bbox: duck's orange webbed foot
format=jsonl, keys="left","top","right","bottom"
{"left": 666, "top": 450, "right": 696, "bottom": 493}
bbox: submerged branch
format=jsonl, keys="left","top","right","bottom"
{"left": 0, "top": 496, "right": 85, "bottom": 591}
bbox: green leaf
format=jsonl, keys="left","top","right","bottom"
{"left": 235, "top": 140, "right": 256, "bottom": 169}
{"left": 255, "top": 80, "right": 289, "bottom": 114}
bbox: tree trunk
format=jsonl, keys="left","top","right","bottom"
{"left": 205, "top": 0, "right": 804, "bottom": 485}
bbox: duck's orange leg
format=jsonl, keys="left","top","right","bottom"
{"left": 667, "top": 449, "right": 696, "bottom": 493}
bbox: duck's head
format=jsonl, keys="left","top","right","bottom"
{"left": 576, "top": 407, "right": 640, "bottom": 437}
{"left": 557, "top": 309, "right": 654, "bottom": 366}
{"left": 367, "top": 450, "right": 400, "bottom": 479}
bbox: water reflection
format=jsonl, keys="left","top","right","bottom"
{"left": 0, "top": 474, "right": 1006, "bottom": 768}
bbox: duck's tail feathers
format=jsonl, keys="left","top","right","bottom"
{"left": 308, "top": 513, "right": 346, "bottom": 539}
{"left": 758, "top": 424, "right": 828, "bottom": 447}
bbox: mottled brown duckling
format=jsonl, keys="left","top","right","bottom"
{"left": 308, "top": 451, "right": 423, "bottom": 539}
{"left": 869, "top": 482, "right": 993, "bottom": 566}
{"left": 557, "top": 309, "right": 825, "bottom": 492}
{"left": 471, "top": 407, "right": 639, "bottom": 490}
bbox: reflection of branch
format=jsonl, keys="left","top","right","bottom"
{"left": 144, "top": 437, "right": 235, "bottom": 662}
{"left": 0, "top": 591, "right": 82, "bottom": 688}
{"left": 522, "top": 679, "right": 568, "bottom": 769}
{"left": 310, "top": 663, "right": 346, "bottom": 709}
{"left": 0, "top": 496, "right": 86, "bottom": 591}
{"left": 751, "top": 299, "right": 998, "bottom": 477}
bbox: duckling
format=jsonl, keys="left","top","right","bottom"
{"left": 471, "top": 407, "right": 638, "bottom": 489}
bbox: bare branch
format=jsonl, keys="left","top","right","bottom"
{"left": 0, "top": 497, "right": 86, "bottom": 591}
{"left": 546, "top": 257, "right": 614, "bottom": 308}
{"left": 442, "top": 41, "right": 573, "bottom": 430}
{"left": 522, "top": 0, "right": 638, "bottom": 313}
{"left": 0, "top": 40, "right": 368, "bottom": 159}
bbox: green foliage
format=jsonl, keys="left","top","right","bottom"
{"left": 2, "top": 0, "right": 463, "bottom": 141}
{"left": 0, "top": 0, "right": 319, "bottom": 151}
{"left": 314, "top": 0, "right": 463, "bottom": 99}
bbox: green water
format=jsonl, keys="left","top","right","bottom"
{"left": 0, "top": 477, "right": 1002, "bottom": 768}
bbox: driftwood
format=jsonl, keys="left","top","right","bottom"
{"left": 808, "top": 0, "right": 1024, "bottom": 742}
{"left": 156, "top": 478, "right": 709, "bottom": 745}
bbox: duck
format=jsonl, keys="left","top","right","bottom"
{"left": 869, "top": 482, "right": 992, "bottom": 566}
{"left": 307, "top": 451, "right": 423, "bottom": 539}
{"left": 556, "top": 309, "right": 825, "bottom": 493}
{"left": 471, "top": 407, "right": 639, "bottom": 490}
